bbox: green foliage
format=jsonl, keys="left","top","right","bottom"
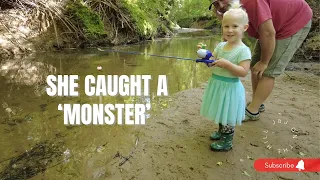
{"left": 203, "top": 17, "right": 221, "bottom": 29}
{"left": 305, "top": 0, "right": 319, "bottom": 33}
{"left": 121, "top": 0, "right": 156, "bottom": 38}
{"left": 177, "top": 18, "right": 194, "bottom": 28}
{"left": 242, "top": 34, "right": 257, "bottom": 52}
{"left": 66, "top": 1, "right": 107, "bottom": 39}
{"left": 170, "top": 0, "right": 213, "bottom": 27}
{"left": 121, "top": 0, "right": 175, "bottom": 39}
{"left": 305, "top": 34, "right": 320, "bottom": 50}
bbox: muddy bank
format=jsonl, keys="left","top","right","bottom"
{"left": 286, "top": 62, "right": 320, "bottom": 76}
{"left": 103, "top": 71, "right": 320, "bottom": 180}
{"left": 1, "top": 63, "right": 319, "bottom": 179}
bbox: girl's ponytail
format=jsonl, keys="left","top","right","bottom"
{"left": 229, "top": 0, "right": 241, "bottom": 9}
{"left": 223, "top": 0, "right": 249, "bottom": 24}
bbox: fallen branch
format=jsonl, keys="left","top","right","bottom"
{"left": 114, "top": 136, "right": 139, "bottom": 166}
{"left": 284, "top": 72, "right": 294, "bottom": 80}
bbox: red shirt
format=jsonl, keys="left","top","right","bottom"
{"left": 241, "top": 0, "right": 312, "bottom": 40}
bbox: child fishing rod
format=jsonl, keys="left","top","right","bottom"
{"left": 97, "top": 43, "right": 215, "bottom": 67}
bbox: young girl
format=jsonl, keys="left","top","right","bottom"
{"left": 200, "top": 1, "right": 251, "bottom": 151}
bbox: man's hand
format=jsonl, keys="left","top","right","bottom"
{"left": 252, "top": 61, "right": 268, "bottom": 79}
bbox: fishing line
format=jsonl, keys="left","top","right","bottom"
{"left": 97, "top": 48, "right": 197, "bottom": 61}
{"left": 97, "top": 47, "right": 215, "bottom": 67}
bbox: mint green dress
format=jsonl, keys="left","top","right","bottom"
{"left": 200, "top": 42, "right": 251, "bottom": 126}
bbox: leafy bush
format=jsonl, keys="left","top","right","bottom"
{"left": 66, "top": 1, "right": 107, "bottom": 39}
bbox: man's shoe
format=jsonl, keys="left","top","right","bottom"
{"left": 243, "top": 109, "right": 260, "bottom": 122}
{"left": 210, "top": 124, "right": 222, "bottom": 140}
{"left": 246, "top": 102, "right": 265, "bottom": 112}
{"left": 259, "top": 104, "right": 265, "bottom": 112}
{"left": 210, "top": 133, "right": 233, "bottom": 151}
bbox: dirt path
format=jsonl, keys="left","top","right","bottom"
{"left": 99, "top": 71, "right": 319, "bottom": 180}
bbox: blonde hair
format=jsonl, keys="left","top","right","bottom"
{"left": 223, "top": 0, "right": 249, "bottom": 25}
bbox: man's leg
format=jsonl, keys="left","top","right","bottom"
{"left": 250, "top": 40, "right": 261, "bottom": 97}
{"left": 245, "top": 20, "right": 311, "bottom": 120}
{"left": 251, "top": 70, "right": 259, "bottom": 97}
{"left": 247, "top": 76, "right": 274, "bottom": 113}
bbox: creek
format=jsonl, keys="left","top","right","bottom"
{"left": 0, "top": 30, "right": 223, "bottom": 179}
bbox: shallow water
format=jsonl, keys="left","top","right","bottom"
{"left": 0, "top": 30, "right": 223, "bottom": 179}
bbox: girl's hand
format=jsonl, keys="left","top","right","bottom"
{"left": 211, "top": 58, "right": 231, "bottom": 68}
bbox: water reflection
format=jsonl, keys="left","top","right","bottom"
{"left": 0, "top": 59, "right": 56, "bottom": 86}
{"left": 0, "top": 31, "right": 221, "bottom": 179}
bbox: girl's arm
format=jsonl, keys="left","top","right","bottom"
{"left": 212, "top": 51, "right": 217, "bottom": 59}
{"left": 213, "top": 59, "right": 251, "bottom": 77}
{"left": 211, "top": 42, "right": 222, "bottom": 60}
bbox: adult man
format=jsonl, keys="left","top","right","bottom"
{"left": 209, "top": 0, "right": 313, "bottom": 120}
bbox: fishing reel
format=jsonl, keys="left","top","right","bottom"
{"left": 196, "top": 43, "right": 215, "bottom": 67}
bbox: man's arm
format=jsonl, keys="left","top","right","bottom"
{"left": 258, "top": 19, "right": 276, "bottom": 64}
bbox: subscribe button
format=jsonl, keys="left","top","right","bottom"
{"left": 254, "top": 158, "right": 320, "bottom": 172}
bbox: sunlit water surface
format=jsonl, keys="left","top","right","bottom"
{"left": 0, "top": 31, "right": 226, "bottom": 179}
